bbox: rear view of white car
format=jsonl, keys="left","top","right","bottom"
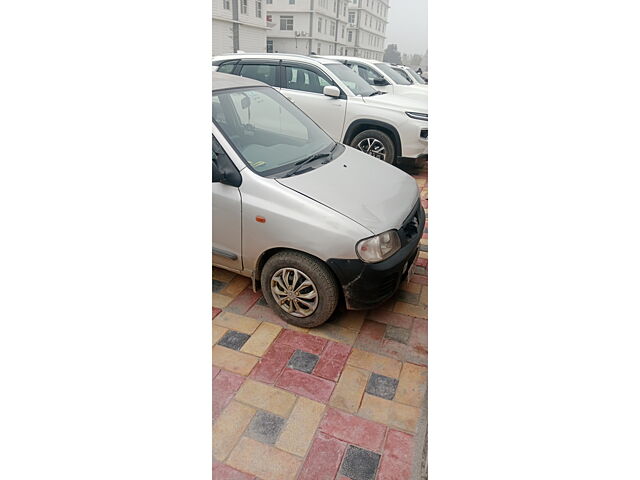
{"left": 212, "top": 53, "right": 427, "bottom": 164}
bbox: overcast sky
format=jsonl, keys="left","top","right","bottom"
{"left": 385, "top": 0, "right": 428, "bottom": 55}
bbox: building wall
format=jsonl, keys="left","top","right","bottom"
{"left": 347, "top": 0, "right": 388, "bottom": 60}
{"left": 266, "top": 0, "right": 350, "bottom": 55}
{"left": 212, "top": 0, "right": 269, "bottom": 56}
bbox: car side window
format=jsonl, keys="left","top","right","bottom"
{"left": 239, "top": 64, "right": 277, "bottom": 86}
{"left": 284, "top": 65, "right": 332, "bottom": 94}
{"left": 217, "top": 62, "right": 237, "bottom": 74}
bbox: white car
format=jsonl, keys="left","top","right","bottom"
{"left": 322, "top": 56, "right": 429, "bottom": 100}
{"left": 212, "top": 53, "right": 427, "bottom": 164}
{"left": 391, "top": 64, "right": 428, "bottom": 88}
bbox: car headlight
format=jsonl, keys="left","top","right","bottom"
{"left": 356, "top": 230, "right": 401, "bottom": 263}
{"left": 406, "top": 111, "right": 428, "bottom": 121}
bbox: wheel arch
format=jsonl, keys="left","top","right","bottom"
{"left": 343, "top": 119, "right": 402, "bottom": 158}
{"left": 253, "top": 247, "right": 344, "bottom": 304}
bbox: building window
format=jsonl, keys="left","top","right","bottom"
{"left": 341, "top": 25, "right": 345, "bottom": 38}
{"left": 240, "top": 0, "right": 247, "bottom": 14}
{"left": 348, "top": 12, "right": 355, "bottom": 24}
{"left": 317, "top": 43, "right": 321, "bottom": 54}
{"left": 318, "top": 17, "right": 322, "bottom": 32}
{"left": 343, "top": 3, "right": 347, "bottom": 16}
{"left": 256, "top": 0, "right": 262, "bottom": 17}
{"left": 330, "top": 21, "right": 335, "bottom": 36}
{"left": 333, "top": 0, "right": 336, "bottom": 12}
{"left": 339, "top": 47, "right": 343, "bottom": 55}
{"left": 280, "top": 15, "right": 293, "bottom": 30}
{"left": 266, "top": 14, "right": 272, "bottom": 22}
{"left": 348, "top": 30, "right": 352, "bottom": 42}
{"left": 289, "top": 0, "right": 295, "bottom": 4}
{"left": 223, "top": 0, "right": 230, "bottom": 9}
{"left": 267, "top": 0, "right": 272, "bottom": 3}
{"left": 266, "top": 39, "right": 273, "bottom": 53}
{"left": 324, "top": 18, "right": 327, "bottom": 33}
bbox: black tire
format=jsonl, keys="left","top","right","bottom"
{"left": 350, "top": 129, "right": 396, "bottom": 164}
{"left": 260, "top": 251, "right": 339, "bottom": 328}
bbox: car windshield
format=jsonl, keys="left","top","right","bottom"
{"left": 374, "top": 62, "right": 412, "bottom": 85}
{"left": 407, "top": 68, "right": 427, "bottom": 84}
{"left": 212, "top": 86, "right": 335, "bottom": 177}
{"left": 392, "top": 67, "right": 413, "bottom": 83}
{"left": 325, "top": 63, "right": 377, "bottom": 96}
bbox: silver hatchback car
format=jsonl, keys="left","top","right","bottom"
{"left": 213, "top": 73, "right": 425, "bottom": 327}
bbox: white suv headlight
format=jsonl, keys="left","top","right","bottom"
{"left": 356, "top": 230, "right": 401, "bottom": 263}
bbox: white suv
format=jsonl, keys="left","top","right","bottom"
{"left": 323, "top": 56, "right": 429, "bottom": 99}
{"left": 391, "top": 64, "right": 429, "bottom": 88}
{"left": 212, "top": 53, "right": 427, "bottom": 164}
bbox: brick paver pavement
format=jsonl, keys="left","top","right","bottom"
{"left": 213, "top": 162, "right": 427, "bottom": 480}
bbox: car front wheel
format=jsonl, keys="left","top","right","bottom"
{"left": 260, "top": 251, "right": 339, "bottom": 328}
{"left": 350, "top": 129, "right": 395, "bottom": 164}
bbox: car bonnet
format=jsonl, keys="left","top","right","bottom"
{"left": 276, "top": 147, "right": 419, "bottom": 234}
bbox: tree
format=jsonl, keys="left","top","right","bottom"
{"left": 383, "top": 44, "right": 402, "bottom": 64}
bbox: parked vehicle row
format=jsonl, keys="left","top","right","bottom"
{"left": 391, "top": 64, "right": 428, "bottom": 86}
{"left": 212, "top": 53, "right": 427, "bottom": 165}
{"left": 322, "top": 55, "right": 429, "bottom": 97}
{"left": 212, "top": 72, "right": 425, "bottom": 327}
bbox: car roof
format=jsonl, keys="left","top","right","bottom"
{"left": 212, "top": 53, "right": 341, "bottom": 66}
{"left": 212, "top": 71, "right": 268, "bottom": 91}
{"left": 321, "top": 55, "right": 382, "bottom": 65}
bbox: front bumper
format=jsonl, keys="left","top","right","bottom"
{"left": 327, "top": 201, "right": 426, "bottom": 310}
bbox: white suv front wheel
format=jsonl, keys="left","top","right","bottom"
{"left": 351, "top": 129, "right": 395, "bottom": 164}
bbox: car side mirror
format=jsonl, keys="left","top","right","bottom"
{"left": 213, "top": 152, "right": 242, "bottom": 187}
{"left": 373, "top": 78, "right": 389, "bottom": 86}
{"left": 323, "top": 85, "right": 341, "bottom": 98}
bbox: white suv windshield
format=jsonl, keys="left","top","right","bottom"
{"left": 212, "top": 86, "right": 335, "bottom": 177}
{"left": 325, "top": 63, "right": 377, "bottom": 96}
{"left": 374, "top": 63, "right": 412, "bottom": 85}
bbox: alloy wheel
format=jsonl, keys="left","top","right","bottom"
{"left": 270, "top": 267, "right": 319, "bottom": 318}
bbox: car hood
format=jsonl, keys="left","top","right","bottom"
{"left": 363, "top": 90, "right": 428, "bottom": 112}
{"left": 276, "top": 146, "right": 419, "bottom": 234}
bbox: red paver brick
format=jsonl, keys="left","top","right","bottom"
{"left": 366, "top": 310, "right": 414, "bottom": 329}
{"left": 277, "top": 329, "right": 327, "bottom": 355}
{"left": 412, "top": 274, "right": 427, "bottom": 285}
{"left": 383, "top": 429, "right": 415, "bottom": 464}
{"left": 213, "top": 370, "right": 245, "bottom": 419}
{"left": 377, "top": 456, "right": 412, "bottom": 480}
{"left": 212, "top": 460, "right": 255, "bottom": 480}
{"left": 249, "top": 343, "right": 296, "bottom": 384}
{"left": 409, "top": 318, "right": 428, "bottom": 350}
{"left": 212, "top": 307, "right": 222, "bottom": 319}
{"left": 318, "top": 408, "right": 387, "bottom": 452}
{"left": 224, "top": 287, "right": 263, "bottom": 315}
{"left": 298, "top": 432, "right": 347, "bottom": 480}
{"left": 353, "top": 320, "right": 386, "bottom": 351}
{"left": 416, "top": 257, "right": 427, "bottom": 267}
{"left": 213, "top": 366, "right": 221, "bottom": 379}
{"left": 275, "top": 368, "right": 335, "bottom": 403}
{"left": 313, "top": 341, "right": 351, "bottom": 381}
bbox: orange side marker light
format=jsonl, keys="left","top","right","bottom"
{"left": 256, "top": 216, "right": 266, "bottom": 223}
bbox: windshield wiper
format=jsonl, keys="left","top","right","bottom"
{"left": 368, "top": 90, "right": 386, "bottom": 96}
{"left": 283, "top": 144, "right": 337, "bottom": 178}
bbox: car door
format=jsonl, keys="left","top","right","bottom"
{"left": 278, "top": 62, "right": 347, "bottom": 142}
{"left": 212, "top": 134, "right": 243, "bottom": 272}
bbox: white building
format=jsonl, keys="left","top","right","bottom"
{"left": 213, "top": 0, "right": 270, "bottom": 56}
{"left": 265, "top": 0, "right": 351, "bottom": 56}
{"left": 345, "top": 0, "right": 388, "bottom": 60}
